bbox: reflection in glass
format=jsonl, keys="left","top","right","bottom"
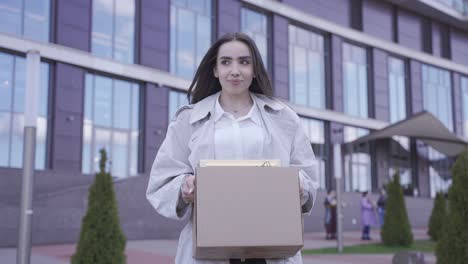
{"left": 462, "top": 77, "right": 468, "bottom": 137}
{"left": 0, "top": 52, "right": 49, "bottom": 169}
{"left": 289, "top": 25, "right": 325, "bottom": 109}
{"left": 170, "top": 0, "right": 211, "bottom": 79}
{"left": 301, "top": 118, "right": 327, "bottom": 190}
{"left": 343, "top": 43, "right": 368, "bottom": 118}
{"left": 169, "top": 90, "right": 188, "bottom": 121}
{"left": 83, "top": 73, "right": 140, "bottom": 178}
{"left": 241, "top": 8, "right": 269, "bottom": 67}
{"left": 92, "top": 0, "right": 135, "bottom": 63}
{"left": 0, "top": 0, "right": 50, "bottom": 42}
{"left": 343, "top": 126, "right": 371, "bottom": 192}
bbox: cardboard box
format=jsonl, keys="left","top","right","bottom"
{"left": 193, "top": 166, "right": 303, "bottom": 260}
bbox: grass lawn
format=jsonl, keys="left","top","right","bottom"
{"left": 302, "top": 240, "right": 436, "bottom": 255}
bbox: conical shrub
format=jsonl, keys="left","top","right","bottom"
{"left": 427, "top": 192, "right": 447, "bottom": 241}
{"left": 436, "top": 152, "right": 468, "bottom": 264}
{"left": 380, "top": 172, "right": 413, "bottom": 246}
{"left": 71, "top": 149, "right": 126, "bottom": 264}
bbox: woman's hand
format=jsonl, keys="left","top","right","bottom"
{"left": 181, "top": 175, "right": 196, "bottom": 203}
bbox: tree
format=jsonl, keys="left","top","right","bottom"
{"left": 380, "top": 172, "right": 413, "bottom": 246}
{"left": 427, "top": 192, "right": 447, "bottom": 241}
{"left": 71, "top": 149, "right": 126, "bottom": 264}
{"left": 436, "top": 152, "right": 468, "bottom": 264}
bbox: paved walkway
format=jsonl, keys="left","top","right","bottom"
{"left": 0, "top": 229, "right": 435, "bottom": 264}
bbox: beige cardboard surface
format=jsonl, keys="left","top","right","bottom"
{"left": 193, "top": 166, "right": 303, "bottom": 259}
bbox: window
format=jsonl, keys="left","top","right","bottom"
{"left": 343, "top": 43, "right": 368, "bottom": 118}
{"left": 0, "top": 0, "right": 50, "bottom": 42}
{"left": 301, "top": 118, "right": 327, "bottom": 190}
{"left": 92, "top": 0, "right": 135, "bottom": 63}
{"left": 0, "top": 52, "right": 49, "bottom": 169}
{"left": 343, "top": 126, "right": 371, "bottom": 192}
{"left": 168, "top": 89, "right": 188, "bottom": 121}
{"left": 462, "top": 76, "right": 468, "bottom": 137}
{"left": 387, "top": 57, "right": 411, "bottom": 186}
{"left": 422, "top": 64, "right": 453, "bottom": 197}
{"left": 422, "top": 64, "right": 453, "bottom": 130}
{"left": 241, "top": 7, "right": 269, "bottom": 68}
{"left": 83, "top": 73, "right": 140, "bottom": 178}
{"left": 170, "top": 0, "right": 212, "bottom": 79}
{"left": 288, "top": 25, "right": 325, "bottom": 108}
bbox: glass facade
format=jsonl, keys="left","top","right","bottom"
{"left": 83, "top": 73, "right": 140, "bottom": 178}
{"left": 0, "top": 0, "right": 50, "bottom": 42}
{"left": 343, "top": 126, "right": 371, "bottom": 192}
{"left": 288, "top": 25, "right": 325, "bottom": 108}
{"left": 170, "top": 0, "right": 212, "bottom": 79}
{"left": 301, "top": 118, "right": 327, "bottom": 190}
{"left": 168, "top": 89, "right": 188, "bottom": 121}
{"left": 422, "top": 64, "right": 453, "bottom": 197}
{"left": 0, "top": 52, "right": 49, "bottom": 169}
{"left": 241, "top": 7, "right": 269, "bottom": 68}
{"left": 387, "top": 57, "right": 411, "bottom": 187}
{"left": 343, "top": 43, "right": 368, "bottom": 118}
{"left": 92, "top": 0, "right": 135, "bottom": 63}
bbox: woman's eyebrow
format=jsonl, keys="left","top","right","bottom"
{"left": 218, "top": 56, "right": 252, "bottom": 60}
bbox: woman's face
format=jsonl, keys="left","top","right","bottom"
{"left": 213, "top": 40, "right": 254, "bottom": 97}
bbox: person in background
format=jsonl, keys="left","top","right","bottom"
{"left": 377, "top": 187, "right": 387, "bottom": 227}
{"left": 324, "top": 189, "right": 337, "bottom": 240}
{"left": 361, "top": 191, "right": 376, "bottom": 240}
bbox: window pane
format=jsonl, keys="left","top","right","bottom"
{"left": 288, "top": 25, "right": 325, "bottom": 108}
{"left": 113, "top": 80, "right": 131, "bottom": 129}
{"left": 93, "top": 76, "right": 112, "bottom": 127}
{"left": 0, "top": 53, "right": 14, "bottom": 111}
{"left": 13, "top": 57, "right": 26, "bottom": 113}
{"left": 0, "top": 0, "right": 22, "bottom": 36}
{"left": 111, "top": 131, "right": 128, "bottom": 178}
{"left": 0, "top": 112, "right": 11, "bottom": 167}
{"left": 343, "top": 43, "right": 368, "bottom": 118}
{"left": 82, "top": 122, "right": 92, "bottom": 174}
{"left": 114, "top": 0, "right": 135, "bottom": 63}
{"left": 23, "top": 0, "right": 50, "bottom": 41}
{"left": 171, "top": 0, "right": 211, "bottom": 79}
{"left": 10, "top": 113, "right": 24, "bottom": 168}
{"left": 241, "top": 8, "right": 268, "bottom": 67}
{"left": 92, "top": 0, "right": 113, "bottom": 59}
{"left": 35, "top": 116, "right": 47, "bottom": 169}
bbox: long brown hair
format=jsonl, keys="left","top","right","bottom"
{"left": 187, "top": 32, "right": 273, "bottom": 104}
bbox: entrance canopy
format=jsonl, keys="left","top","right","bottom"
{"left": 352, "top": 111, "right": 468, "bottom": 157}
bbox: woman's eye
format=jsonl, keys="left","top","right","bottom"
{"left": 221, "top": 60, "right": 230, "bottom": 65}
{"left": 240, "top": 60, "right": 250, "bottom": 65}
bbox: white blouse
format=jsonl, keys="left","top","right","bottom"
{"left": 213, "top": 95, "right": 264, "bottom": 160}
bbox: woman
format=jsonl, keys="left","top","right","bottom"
{"left": 361, "top": 191, "right": 376, "bottom": 240}
{"left": 377, "top": 187, "right": 387, "bottom": 227}
{"left": 324, "top": 189, "right": 337, "bottom": 240}
{"left": 146, "top": 32, "right": 318, "bottom": 264}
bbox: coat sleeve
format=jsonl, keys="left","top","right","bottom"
{"left": 146, "top": 109, "right": 194, "bottom": 220}
{"left": 290, "top": 117, "right": 319, "bottom": 215}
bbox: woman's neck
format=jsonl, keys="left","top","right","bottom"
{"left": 219, "top": 91, "right": 253, "bottom": 117}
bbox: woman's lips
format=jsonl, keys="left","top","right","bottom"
{"left": 229, "top": 80, "right": 242, "bottom": 85}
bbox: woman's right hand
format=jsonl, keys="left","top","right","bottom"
{"left": 181, "top": 175, "right": 196, "bottom": 203}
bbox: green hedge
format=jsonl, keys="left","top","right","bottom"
{"left": 436, "top": 152, "right": 468, "bottom": 264}
{"left": 71, "top": 149, "right": 126, "bottom": 264}
{"left": 380, "top": 173, "right": 413, "bottom": 247}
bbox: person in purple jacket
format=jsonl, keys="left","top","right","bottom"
{"left": 360, "top": 191, "right": 376, "bottom": 240}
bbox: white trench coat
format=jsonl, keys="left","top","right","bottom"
{"left": 147, "top": 92, "right": 319, "bottom": 264}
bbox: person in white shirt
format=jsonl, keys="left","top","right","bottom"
{"left": 146, "top": 32, "right": 318, "bottom": 264}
